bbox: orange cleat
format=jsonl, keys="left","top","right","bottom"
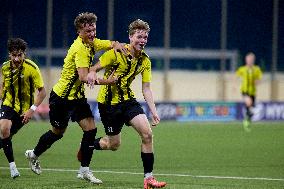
{"left": 144, "top": 176, "right": 166, "bottom": 189}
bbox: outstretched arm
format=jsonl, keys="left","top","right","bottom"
{"left": 22, "top": 87, "right": 47, "bottom": 124}
{"left": 142, "top": 82, "right": 160, "bottom": 126}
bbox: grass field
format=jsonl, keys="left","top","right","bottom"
{"left": 0, "top": 121, "right": 284, "bottom": 189}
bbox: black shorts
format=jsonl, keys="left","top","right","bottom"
{"left": 242, "top": 92, "right": 256, "bottom": 106}
{"left": 0, "top": 105, "right": 25, "bottom": 136}
{"left": 49, "top": 90, "right": 94, "bottom": 128}
{"left": 98, "top": 99, "right": 145, "bottom": 136}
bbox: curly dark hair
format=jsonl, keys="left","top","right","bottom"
{"left": 128, "top": 19, "right": 150, "bottom": 35}
{"left": 74, "top": 12, "right": 97, "bottom": 31}
{"left": 7, "top": 38, "right": 27, "bottom": 52}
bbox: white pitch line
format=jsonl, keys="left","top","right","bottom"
{"left": 0, "top": 167, "right": 284, "bottom": 182}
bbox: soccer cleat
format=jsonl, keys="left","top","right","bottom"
{"left": 77, "top": 170, "right": 103, "bottom": 184}
{"left": 10, "top": 166, "right": 20, "bottom": 179}
{"left": 25, "top": 150, "right": 42, "bottom": 175}
{"left": 144, "top": 176, "right": 166, "bottom": 189}
{"left": 243, "top": 116, "right": 251, "bottom": 132}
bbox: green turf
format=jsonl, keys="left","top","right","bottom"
{"left": 0, "top": 121, "right": 284, "bottom": 188}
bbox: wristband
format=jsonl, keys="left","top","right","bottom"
{"left": 30, "top": 104, "right": 38, "bottom": 111}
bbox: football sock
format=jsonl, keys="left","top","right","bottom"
{"left": 2, "top": 138, "right": 14, "bottom": 163}
{"left": 94, "top": 137, "right": 102, "bottom": 150}
{"left": 141, "top": 152, "right": 154, "bottom": 177}
{"left": 33, "top": 130, "right": 63, "bottom": 157}
{"left": 81, "top": 128, "right": 97, "bottom": 167}
{"left": 9, "top": 162, "right": 16, "bottom": 169}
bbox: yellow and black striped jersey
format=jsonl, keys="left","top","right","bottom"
{"left": 236, "top": 65, "right": 262, "bottom": 96}
{"left": 53, "top": 36, "right": 111, "bottom": 100}
{"left": 1, "top": 59, "right": 44, "bottom": 114}
{"left": 97, "top": 45, "right": 151, "bottom": 105}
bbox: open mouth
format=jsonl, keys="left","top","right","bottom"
{"left": 139, "top": 44, "right": 144, "bottom": 49}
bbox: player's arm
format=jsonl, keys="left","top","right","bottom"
{"left": 94, "top": 38, "right": 127, "bottom": 55}
{"left": 87, "top": 49, "right": 118, "bottom": 86}
{"left": 22, "top": 87, "right": 47, "bottom": 124}
{"left": 142, "top": 82, "right": 160, "bottom": 126}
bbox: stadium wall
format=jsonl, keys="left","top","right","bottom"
{"left": 43, "top": 68, "right": 284, "bottom": 102}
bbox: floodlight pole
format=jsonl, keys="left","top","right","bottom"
{"left": 163, "top": 0, "right": 171, "bottom": 101}
{"left": 219, "top": 0, "right": 227, "bottom": 101}
{"left": 271, "top": 0, "right": 279, "bottom": 100}
{"left": 107, "top": 0, "right": 114, "bottom": 40}
{"left": 46, "top": 0, "right": 53, "bottom": 99}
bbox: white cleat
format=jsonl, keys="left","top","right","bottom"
{"left": 77, "top": 171, "right": 103, "bottom": 184}
{"left": 25, "top": 150, "right": 42, "bottom": 175}
{"left": 10, "top": 166, "right": 20, "bottom": 179}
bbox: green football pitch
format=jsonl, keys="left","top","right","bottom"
{"left": 1, "top": 121, "right": 284, "bottom": 189}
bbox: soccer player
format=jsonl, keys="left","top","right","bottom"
{"left": 0, "top": 38, "right": 46, "bottom": 178}
{"left": 80, "top": 19, "right": 166, "bottom": 188}
{"left": 25, "top": 12, "right": 125, "bottom": 184}
{"left": 236, "top": 52, "right": 262, "bottom": 131}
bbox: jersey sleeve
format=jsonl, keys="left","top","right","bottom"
{"left": 236, "top": 67, "right": 243, "bottom": 77}
{"left": 32, "top": 65, "right": 44, "bottom": 89}
{"left": 255, "top": 66, "right": 263, "bottom": 80}
{"left": 99, "top": 49, "right": 117, "bottom": 68}
{"left": 75, "top": 45, "right": 90, "bottom": 68}
{"left": 94, "top": 38, "right": 112, "bottom": 51}
{"left": 142, "top": 58, "right": 152, "bottom": 83}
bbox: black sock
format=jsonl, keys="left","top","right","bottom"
{"left": 2, "top": 138, "right": 14, "bottom": 163}
{"left": 33, "top": 130, "right": 63, "bottom": 157}
{"left": 141, "top": 152, "right": 154, "bottom": 176}
{"left": 94, "top": 137, "right": 102, "bottom": 150}
{"left": 81, "top": 128, "right": 97, "bottom": 167}
{"left": 0, "top": 138, "right": 2, "bottom": 149}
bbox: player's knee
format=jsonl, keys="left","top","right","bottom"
{"left": 109, "top": 140, "right": 121, "bottom": 151}
{"left": 141, "top": 131, "right": 153, "bottom": 144}
{"left": 0, "top": 126, "right": 11, "bottom": 138}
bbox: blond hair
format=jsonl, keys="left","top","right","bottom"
{"left": 128, "top": 19, "right": 150, "bottom": 35}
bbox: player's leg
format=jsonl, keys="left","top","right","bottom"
{"left": 0, "top": 119, "right": 20, "bottom": 179}
{"left": 25, "top": 91, "right": 66, "bottom": 175}
{"left": 130, "top": 114, "right": 166, "bottom": 188}
{"left": 0, "top": 106, "right": 23, "bottom": 179}
{"left": 243, "top": 95, "right": 253, "bottom": 132}
{"left": 73, "top": 98, "right": 102, "bottom": 184}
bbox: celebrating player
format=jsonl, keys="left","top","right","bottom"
{"left": 25, "top": 12, "right": 125, "bottom": 184}
{"left": 79, "top": 19, "right": 166, "bottom": 188}
{"left": 0, "top": 38, "right": 46, "bottom": 178}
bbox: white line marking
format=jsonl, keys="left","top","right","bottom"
{"left": 0, "top": 167, "right": 283, "bottom": 182}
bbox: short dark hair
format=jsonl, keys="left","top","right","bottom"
{"left": 7, "top": 38, "right": 27, "bottom": 52}
{"left": 128, "top": 19, "right": 150, "bottom": 36}
{"left": 74, "top": 12, "right": 97, "bottom": 31}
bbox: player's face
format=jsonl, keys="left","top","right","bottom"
{"left": 78, "top": 23, "right": 96, "bottom": 45}
{"left": 9, "top": 50, "right": 25, "bottom": 68}
{"left": 129, "top": 30, "right": 148, "bottom": 52}
{"left": 245, "top": 54, "right": 255, "bottom": 67}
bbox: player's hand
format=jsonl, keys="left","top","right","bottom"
{"left": 151, "top": 113, "right": 160, "bottom": 127}
{"left": 112, "top": 41, "right": 128, "bottom": 56}
{"left": 21, "top": 109, "right": 34, "bottom": 124}
{"left": 87, "top": 71, "right": 99, "bottom": 89}
{"left": 106, "top": 70, "right": 118, "bottom": 84}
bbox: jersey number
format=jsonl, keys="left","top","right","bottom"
{"left": 108, "top": 127, "right": 113, "bottom": 133}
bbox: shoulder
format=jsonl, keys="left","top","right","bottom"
{"left": 69, "top": 37, "right": 85, "bottom": 52}
{"left": 1, "top": 60, "right": 11, "bottom": 70}
{"left": 24, "top": 59, "right": 40, "bottom": 70}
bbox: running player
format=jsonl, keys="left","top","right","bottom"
{"left": 79, "top": 19, "right": 166, "bottom": 188}
{"left": 236, "top": 52, "right": 262, "bottom": 131}
{"left": 0, "top": 38, "right": 46, "bottom": 178}
{"left": 25, "top": 12, "right": 125, "bottom": 184}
